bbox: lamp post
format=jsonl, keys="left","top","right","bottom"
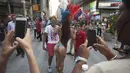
{"left": 22, "top": 0, "right": 26, "bottom": 17}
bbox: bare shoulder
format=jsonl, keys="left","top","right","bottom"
{"left": 56, "top": 25, "right": 59, "bottom": 28}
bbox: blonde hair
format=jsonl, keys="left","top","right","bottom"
{"left": 50, "top": 16, "right": 57, "bottom": 21}
{"left": 50, "top": 16, "right": 57, "bottom": 24}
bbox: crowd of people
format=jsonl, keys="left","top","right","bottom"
{"left": 0, "top": 0, "right": 130, "bottom": 73}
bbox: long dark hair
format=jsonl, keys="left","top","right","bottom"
{"left": 61, "top": 20, "right": 70, "bottom": 48}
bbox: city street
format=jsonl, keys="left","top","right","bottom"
{"left": 0, "top": 31, "right": 119, "bottom": 73}
{"left": 0, "top": 0, "right": 128, "bottom": 73}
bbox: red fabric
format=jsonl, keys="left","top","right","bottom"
{"left": 75, "top": 30, "right": 87, "bottom": 54}
{"left": 36, "top": 21, "right": 41, "bottom": 32}
{"left": 47, "top": 43, "right": 56, "bottom": 56}
{"left": 67, "top": 4, "right": 80, "bottom": 19}
{"left": 74, "top": 9, "right": 82, "bottom": 20}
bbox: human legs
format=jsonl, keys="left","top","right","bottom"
{"left": 16, "top": 48, "right": 25, "bottom": 58}
{"left": 20, "top": 48, "right": 25, "bottom": 58}
{"left": 36, "top": 32, "right": 39, "bottom": 39}
{"left": 34, "top": 29, "right": 36, "bottom": 38}
{"left": 54, "top": 44, "right": 66, "bottom": 73}
{"left": 47, "top": 43, "right": 56, "bottom": 72}
{"left": 48, "top": 56, "right": 53, "bottom": 66}
{"left": 37, "top": 32, "right": 42, "bottom": 41}
{"left": 54, "top": 47, "right": 60, "bottom": 71}
{"left": 120, "top": 43, "right": 125, "bottom": 50}
{"left": 97, "top": 28, "right": 99, "bottom": 35}
{"left": 70, "top": 39, "right": 74, "bottom": 55}
{"left": 99, "top": 28, "right": 102, "bottom": 36}
{"left": 59, "top": 50, "right": 66, "bottom": 73}
{"left": 39, "top": 33, "right": 42, "bottom": 41}
{"left": 16, "top": 48, "right": 21, "bottom": 56}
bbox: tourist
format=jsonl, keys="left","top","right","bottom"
{"left": 43, "top": 16, "right": 59, "bottom": 72}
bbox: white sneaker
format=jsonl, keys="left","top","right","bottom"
{"left": 48, "top": 67, "right": 52, "bottom": 73}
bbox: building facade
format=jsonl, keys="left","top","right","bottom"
{"left": 0, "top": 0, "right": 9, "bottom": 15}
{"left": 54, "top": 0, "right": 68, "bottom": 20}
{"left": 32, "top": 0, "right": 49, "bottom": 18}
{"left": 0, "top": 0, "right": 32, "bottom": 17}
{"left": 10, "top": 0, "right": 32, "bottom": 16}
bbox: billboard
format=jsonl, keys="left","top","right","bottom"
{"left": 99, "top": 0, "right": 121, "bottom": 2}
{"left": 90, "top": 1, "right": 97, "bottom": 12}
{"left": 97, "top": 0, "right": 122, "bottom": 9}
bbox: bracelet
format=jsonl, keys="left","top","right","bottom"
{"left": 110, "top": 55, "right": 117, "bottom": 60}
{"left": 75, "top": 56, "right": 87, "bottom": 64}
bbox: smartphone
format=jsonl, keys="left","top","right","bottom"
{"left": 15, "top": 17, "right": 27, "bottom": 38}
{"left": 87, "top": 29, "right": 96, "bottom": 47}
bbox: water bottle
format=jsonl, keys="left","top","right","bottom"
{"left": 82, "top": 64, "right": 88, "bottom": 73}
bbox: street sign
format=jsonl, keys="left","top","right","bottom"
{"left": 33, "top": 4, "right": 39, "bottom": 11}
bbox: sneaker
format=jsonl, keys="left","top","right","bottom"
{"left": 48, "top": 67, "right": 52, "bottom": 73}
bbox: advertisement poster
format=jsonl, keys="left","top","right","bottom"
{"left": 90, "top": 1, "right": 97, "bottom": 12}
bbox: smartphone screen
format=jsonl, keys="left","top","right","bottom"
{"left": 15, "top": 17, "right": 27, "bottom": 38}
{"left": 87, "top": 29, "right": 96, "bottom": 47}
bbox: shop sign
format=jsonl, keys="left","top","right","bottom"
{"left": 33, "top": 4, "right": 39, "bottom": 11}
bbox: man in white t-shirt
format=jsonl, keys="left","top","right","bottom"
{"left": 8, "top": 15, "right": 16, "bottom": 32}
{"left": 43, "top": 16, "right": 59, "bottom": 73}
{"left": 7, "top": 15, "right": 25, "bottom": 58}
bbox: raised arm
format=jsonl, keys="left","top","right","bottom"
{"left": 57, "top": 25, "right": 62, "bottom": 43}
{"left": 71, "top": 27, "right": 76, "bottom": 41}
{"left": 72, "top": 36, "right": 116, "bottom": 73}
{"left": 0, "top": 30, "right": 18, "bottom": 73}
{"left": 16, "top": 29, "right": 40, "bottom": 73}
{"left": 72, "top": 40, "right": 90, "bottom": 73}
{"left": 0, "top": 56, "right": 8, "bottom": 73}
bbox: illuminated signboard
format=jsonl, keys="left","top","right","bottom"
{"left": 99, "top": 0, "right": 122, "bottom": 2}
{"left": 90, "top": 1, "right": 97, "bottom": 12}
{"left": 97, "top": 0, "right": 122, "bottom": 9}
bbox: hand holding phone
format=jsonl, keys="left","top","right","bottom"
{"left": 87, "top": 29, "right": 96, "bottom": 47}
{"left": 15, "top": 17, "right": 27, "bottom": 39}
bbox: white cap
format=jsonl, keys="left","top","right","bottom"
{"left": 82, "top": 64, "right": 88, "bottom": 71}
